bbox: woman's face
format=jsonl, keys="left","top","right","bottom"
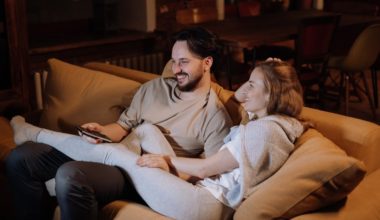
{"left": 240, "top": 68, "right": 270, "bottom": 118}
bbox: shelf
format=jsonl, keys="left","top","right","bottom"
{"left": 28, "top": 29, "right": 155, "bottom": 55}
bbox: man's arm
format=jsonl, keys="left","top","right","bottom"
{"left": 203, "top": 106, "right": 233, "bottom": 157}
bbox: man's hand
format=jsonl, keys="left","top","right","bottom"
{"left": 80, "top": 122, "right": 106, "bottom": 144}
{"left": 137, "top": 154, "right": 170, "bottom": 172}
{"left": 79, "top": 122, "right": 128, "bottom": 144}
{"left": 266, "top": 57, "right": 282, "bottom": 62}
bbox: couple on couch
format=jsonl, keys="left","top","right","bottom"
{"left": 6, "top": 27, "right": 306, "bottom": 220}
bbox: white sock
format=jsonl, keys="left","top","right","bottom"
{"left": 10, "top": 116, "right": 42, "bottom": 145}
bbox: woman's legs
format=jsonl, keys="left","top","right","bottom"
{"left": 8, "top": 117, "right": 136, "bottom": 220}
{"left": 10, "top": 116, "right": 175, "bottom": 163}
{"left": 11, "top": 116, "right": 41, "bottom": 145}
{"left": 122, "top": 123, "right": 176, "bottom": 156}
{"left": 106, "top": 146, "right": 229, "bottom": 220}
{"left": 10, "top": 117, "right": 230, "bottom": 219}
{"left": 35, "top": 123, "right": 175, "bottom": 163}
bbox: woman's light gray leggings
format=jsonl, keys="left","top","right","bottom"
{"left": 37, "top": 124, "right": 233, "bottom": 220}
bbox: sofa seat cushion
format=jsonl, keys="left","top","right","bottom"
{"left": 52, "top": 200, "right": 171, "bottom": 220}
{"left": 39, "top": 59, "right": 141, "bottom": 133}
{"left": 102, "top": 200, "right": 171, "bottom": 220}
{"left": 234, "top": 128, "right": 366, "bottom": 220}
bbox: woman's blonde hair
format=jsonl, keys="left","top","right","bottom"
{"left": 256, "top": 60, "right": 304, "bottom": 118}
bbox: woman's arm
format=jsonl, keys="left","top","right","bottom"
{"left": 137, "top": 148, "right": 239, "bottom": 179}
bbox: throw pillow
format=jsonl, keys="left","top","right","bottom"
{"left": 39, "top": 58, "right": 141, "bottom": 133}
{"left": 234, "top": 128, "right": 366, "bottom": 220}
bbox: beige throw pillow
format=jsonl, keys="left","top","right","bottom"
{"left": 234, "top": 128, "right": 366, "bottom": 220}
{"left": 39, "top": 58, "right": 141, "bottom": 133}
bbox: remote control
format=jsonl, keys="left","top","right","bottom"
{"left": 76, "top": 126, "right": 112, "bottom": 143}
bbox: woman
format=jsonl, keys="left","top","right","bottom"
{"left": 10, "top": 59, "right": 305, "bottom": 220}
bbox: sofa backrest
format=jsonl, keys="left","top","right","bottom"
{"left": 38, "top": 59, "right": 142, "bottom": 133}
{"left": 44, "top": 59, "right": 380, "bottom": 173}
{"left": 84, "top": 62, "right": 159, "bottom": 83}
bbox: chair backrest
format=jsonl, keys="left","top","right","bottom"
{"left": 238, "top": 1, "right": 261, "bottom": 17}
{"left": 342, "top": 24, "right": 380, "bottom": 72}
{"left": 325, "top": 0, "right": 380, "bottom": 16}
{"left": 296, "top": 0, "right": 313, "bottom": 10}
{"left": 176, "top": 7, "right": 218, "bottom": 24}
{"left": 295, "top": 14, "right": 341, "bottom": 68}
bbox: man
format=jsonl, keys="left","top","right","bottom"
{"left": 6, "top": 27, "right": 233, "bottom": 220}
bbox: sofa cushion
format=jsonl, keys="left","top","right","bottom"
{"left": 39, "top": 58, "right": 141, "bottom": 133}
{"left": 292, "top": 169, "right": 380, "bottom": 220}
{"left": 102, "top": 201, "right": 171, "bottom": 220}
{"left": 234, "top": 128, "right": 366, "bottom": 220}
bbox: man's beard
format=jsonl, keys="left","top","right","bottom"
{"left": 176, "top": 71, "right": 203, "bottom": 92}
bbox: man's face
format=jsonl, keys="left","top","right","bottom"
{"left": 171, "top": 41, "right": 207, "bottom": 92}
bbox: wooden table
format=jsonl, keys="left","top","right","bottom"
{"left": 193, "top": 10, "right": 380, "bottom": 50}
{"left": 175, "top": 10, "right": 380, "bottom": 89}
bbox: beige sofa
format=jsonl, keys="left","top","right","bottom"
{"left": 1, "top": 58, "right": 379, "bottom": 220}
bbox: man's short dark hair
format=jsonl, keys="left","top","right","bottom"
{"left": 172, "top": 27, "right": 222, "bottom": 74}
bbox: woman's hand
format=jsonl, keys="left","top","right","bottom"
{"left": 137, "top": 154, "right": 170, "bottom": 172}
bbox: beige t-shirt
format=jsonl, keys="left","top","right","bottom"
{"left": 117, "top": 77, "right": 233, "bottom": 157}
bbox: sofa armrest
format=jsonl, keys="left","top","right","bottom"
{"left": 300, "top": 107, "right": 380, "bottom": 173}
{"left": 0, "top": 117, "right": 15, "bottom": 164}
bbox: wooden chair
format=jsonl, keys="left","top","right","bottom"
{"left": 294, "top": 15, "right": 341, "bottom": 105}
{"left": 247, "top": 15, "right": 340, "bottom": 105}
{"left": 176, "top": 7, "right": 218, "bottom": 25}
{"left": 371, "top": 56, "right": 380, "bottom": 108}
{"left": 327, "top": 24, "right": 380, "bottom": 118}
{"left": 241, "top": 0, "right": 294, "bottom": 64}
{"left": 237, "top": 0, "right": 261, "bottom": 17}
{"left": 324, "top": 0, "right": 380, "bottom": 16}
